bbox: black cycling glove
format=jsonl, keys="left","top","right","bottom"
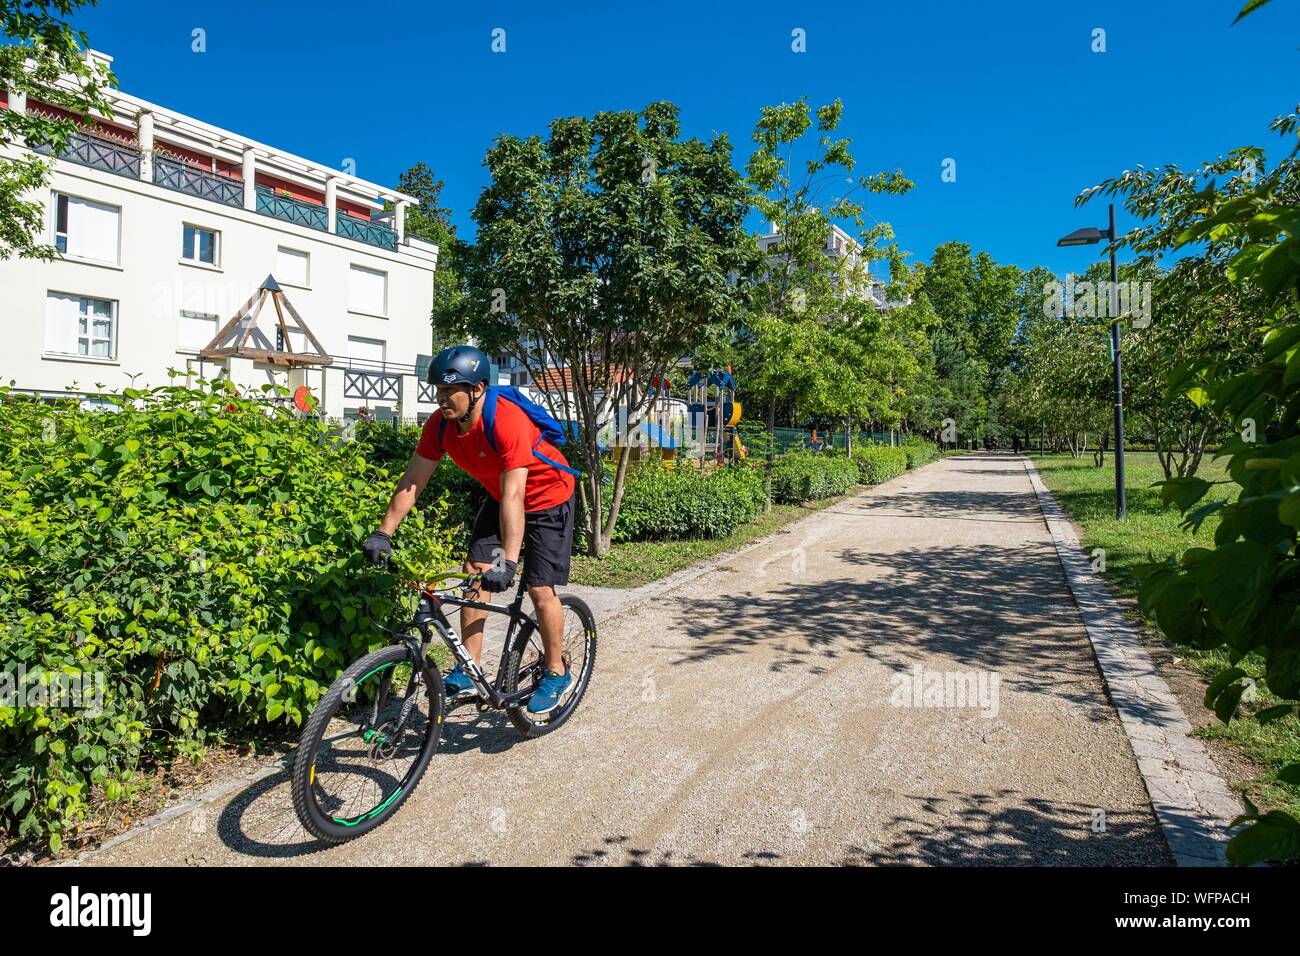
{"left": 481, "top": 559, "right": 518, "bottom": 593}
{"left": 361, "top": 530, "right": 392, "bottom": 566}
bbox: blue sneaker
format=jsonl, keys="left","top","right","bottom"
{"left": 526, "top": 667, "right": 572, "bottom": 714}
{"left": 443, "top": 666, "right": 476, "bottom": 698}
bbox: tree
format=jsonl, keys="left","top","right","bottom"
{"left": 1, "top": 0, "right": 113, "bottom": 260}
{"left": 396, "top": 162, "right": 465, "bottom": 349}
{"left": 1104, "top": 53, "right": 1300, "bottom": 859}
{"left": 741, "top": 98, "right": 913, "bottom": 505}
{"left": 457, "top": 102, "right": 759, "bottom": 556}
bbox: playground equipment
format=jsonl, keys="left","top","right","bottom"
{"left": 687, "top": 368, "right": 744, "bottom": 466}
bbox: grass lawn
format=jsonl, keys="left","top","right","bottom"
{"left": 1032, "top": 451, "right": 1300, "bottom": 819}
{"left": 569, "top": 494, "right": 853, "bottom": 589}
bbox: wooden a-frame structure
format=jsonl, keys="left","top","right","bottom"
{"left": 200, "top": 275, "right": 333, "bottom": 367}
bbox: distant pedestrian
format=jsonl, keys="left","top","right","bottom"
{"left": 1012, "top": 435, "right": 1021, "bottom": 455}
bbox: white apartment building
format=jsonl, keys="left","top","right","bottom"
{"left": 0, "top": 50, "right": 440, "bottom": 421}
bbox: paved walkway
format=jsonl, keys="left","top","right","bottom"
{"left": 82, "top": 453, "right": 1174, "bottom": 866}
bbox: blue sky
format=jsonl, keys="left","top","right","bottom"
{"left": 67, "top": 0, "right": 1300, "bottom": 277}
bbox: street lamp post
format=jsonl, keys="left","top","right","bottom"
{"left": 1057, "top": 202, "right": 1127, "bottom": 519}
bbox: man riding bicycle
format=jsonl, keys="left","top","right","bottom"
{"left": 362, "top": 345, "right": 577, "bottom": 715}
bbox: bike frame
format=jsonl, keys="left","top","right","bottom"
{"left": 404, "top": 577, "right": 542, "bottom": 710}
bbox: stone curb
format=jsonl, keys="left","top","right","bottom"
{"left": 1021, "top": 456, "right": 1241, "bottom": 866}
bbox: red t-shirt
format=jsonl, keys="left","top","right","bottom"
{"left": 416, "top": 399, "right": 575, "bottom": 512}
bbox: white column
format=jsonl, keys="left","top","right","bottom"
{"left": 9, "top": 92, "right": 26, "bottom": 144}
{"left": 325, "top": 176, "right": 338, "bottom": 233}
{"left": 136, "top": 110, "right": 154, "bottom": 182}
{"left": 242, "top": 147, "right": 256, "bottom": 210}
{"left": 395, "top": 200, "right": 408, "bottom": 243}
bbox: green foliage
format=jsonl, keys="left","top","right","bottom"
{"left": 351, "top": 419, "right": 485, "bottom": 543}
{"left": 737, "top": 97, "right": 918, "bottom": 462}
{"left": 851, "top": 444, "right": 909, "bottom": 484}
{"left": 1, "top": 0, "right": 115, "bottom": 261}
{"left": 770, "top": 450, "right": 858, "bottom": 503}
{"left": 0, "top": 381, "right": 455, "bottom": 850}
{"left": 457, "top": 100, "right": 759, "bottom": 555}
{"left": 900, "top": 437, "right": 939, "bottom": 469}
{"left": 1122, "top": 103, "right": 1300, "bottom": 863}
{"left": 395, "top": 162, "right": 464, "bottom": 348}
{"left": 611, "top": 462, "right": 764, "bottom": 542}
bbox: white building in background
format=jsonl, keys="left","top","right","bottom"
{"left": 757, "top": 220, "right": 907, "bottom": 311}
{"left": 0, "top": 50, "right": 440, "bottom": 421}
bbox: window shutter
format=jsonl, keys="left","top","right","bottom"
{"left": 179, "top": 312, "right": 217, "bottom": 350}
{"left": 276, "top": 247, "right": 309, "bottom": 286}
{"left": 66, "top": 196, "right": 120, "bottom": 264}
{"left": 347, "top": 335, "right": 385, "bottom": 365}
{"left": 348, "top": 266, "right": 386, "bottom": 315}
{"left": 44, "top": 292, "right": 80, "bottom": 354}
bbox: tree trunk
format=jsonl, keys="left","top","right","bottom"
{"left": 600, "top": 444, "right": 634, "bottom": 552}
{"left": 584, "top": 462, "right": 604, "bottom": 558}
{"left": 1185, "top": 424, "right": 1211, "bottom": 478}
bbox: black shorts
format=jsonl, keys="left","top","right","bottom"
{"left": 466, "top": 493, "right": 575, "bottom": 588}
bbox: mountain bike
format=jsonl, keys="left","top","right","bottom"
{"left": 290, "top": 570, "right": 597, "bottom": 844}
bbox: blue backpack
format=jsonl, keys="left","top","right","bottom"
{"left": 439, "top": 385, "right": 581, "bottom": 478}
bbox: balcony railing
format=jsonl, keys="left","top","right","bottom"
{"left": 154, "top": 155, "right": 243, "bottom": 208}
{"left": 255, "top": 186, "right": 327, "bottom": 231}
{"left": 344, "top": 369, "right": 402, "bottom": 402}
{"left": 32, "top": 127, "right": 140, "bottom": 179}
{"left": 336, "top": 210, "right": 397, "bottom": 250}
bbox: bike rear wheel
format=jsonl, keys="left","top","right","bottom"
{"left": 502, "top": 594, "right": 597, "bottom": 737}
{"left": 291, "top": 642, "right": 445, "bottom": 843}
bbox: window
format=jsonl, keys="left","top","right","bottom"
{"left": 46, "top": 292, "right": 116, "bottom": 358}
{"left": 182, "top": 224, "right": 219, "bottom": 265}
{"left": 52, "top": 193, "right": 120, "bottom": 264}
{"left": 348, "top": 265, "right": 387, "bottom": 316}
{"left": 348, "top": 335, "right": 386, "bottom": 366}
{"left": 276, "top": 246, "right": 309, "bottom": 287}
{"left": 178, "top": 311, "right": 217, "bottom": 352}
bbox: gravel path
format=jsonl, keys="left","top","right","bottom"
{"left": 81, "top": 453, "right": 1171, "bottom": 866}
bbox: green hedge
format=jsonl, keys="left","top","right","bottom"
{"left": 852, "top": 444, "right": 909, "bottom": 484}
{"left": 354, "top": 420, "right": 486, "bottom": 546}
{"left": 612, "top": 462, "right": 764, "bottom": 541}
{"left": 901, "top": 437, "right": 939, "bottom": 469}
{"left": 771, "top": 450, "right": 858, "bottom": 503}
{"left": 0, "top": 383, "right": 455, "bottom": 851}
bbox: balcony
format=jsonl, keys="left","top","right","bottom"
{"left": 255, "top": 186, "right": 327, "bottom": 231}
{"left": 337, "top": 210, "right": 397, "bottom": 251}
{"left": 344, "top": 368, "right": 402, "bottom": 402}
{"left": 153, "top": 155, "right": 243, "bottom": 208}
{"left": 32, "top": 127, "right": 140, "bottom": 179}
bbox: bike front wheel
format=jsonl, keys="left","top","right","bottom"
{"left": 291, "top": 642, "right": 445, "bottom": 844}
{"left": 502, "top": 594, "right": 597, "bottom": 737}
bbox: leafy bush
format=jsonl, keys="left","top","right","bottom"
{"left": 0, "top": 382, "right": 455, "bottom": 851}
{"left": 353, "top": 420, "right": 486, "bottom": 545}
{"left": 851, "top": 444, "right": 909, "bottom": 484}
{"left": 612, "top": 462, "right": 763, "bottom": 541}
{"left": 771, "top": 450, "right": 858, "bottom": 503}
{"left": 901, "top": 437, "right": 939, "bottom": 469}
